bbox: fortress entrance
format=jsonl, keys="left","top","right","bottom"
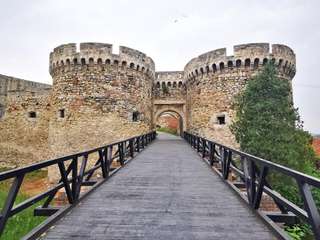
{"left": 153, "top": 101, "right": 186, "bottom": 137}
{"left": 156, "top": 110, "right": 183, "bottom": 136}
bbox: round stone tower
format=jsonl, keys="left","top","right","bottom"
{"left": 48, "top": 42, "right": 155, "bottom": 157}
{"left": 184, "top": 43, "right": 296, "bottom": 146}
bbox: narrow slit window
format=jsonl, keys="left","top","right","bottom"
{"left": 217, "top": 115, "right": 225, "bottom": 125}
{"left": 59, "top": 109, "right": 65, "bottom": 118}
{"left": 29, "top": 111, "right": 37, "bottom": 118}
{"left": 132, "top": 111, "right": 140, "bottom": 122}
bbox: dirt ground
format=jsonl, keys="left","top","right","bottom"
{"left": 20, "top": 177, "right": 48, "bottom": 197}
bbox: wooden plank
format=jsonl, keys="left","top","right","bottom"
{"left": 43, "top": 133, "right": 276, "bottom": 240}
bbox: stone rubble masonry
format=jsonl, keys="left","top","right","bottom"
{"left": 0, "top": 42, "right": 296, "bottom": 177}
{"left": 154, "top": 71, "right": 185, "bottom": 102}
{"left": 0, "top": 73, "right": 51, "bottom": 109}
{"left": 49, "top": 43, "right": 154, "bottom": 156}
{"left": 184, "top": 43, "right": 295, "bottom": 146}
{"left": 0, "top": 74, "right": 51, "bottom": 168}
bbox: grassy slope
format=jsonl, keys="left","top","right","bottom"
{"left": 157, "top": 127, "right": 178, "bottom": 135}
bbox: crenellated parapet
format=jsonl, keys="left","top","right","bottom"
{"left": 184, "top": 43, "right": 296, "bottom": 81}
{"left": 154, "top": 71, "right": 185, "bottom": 89}
{"left": 49, "top": 42, "right": 155, "bottom": 78}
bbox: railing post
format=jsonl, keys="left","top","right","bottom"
{"left": 209, "top": 143, "right": 215, "bottom": 166}
{"left": 202, "top": 139, "right": 206, "bottom": 158}
{"left": 75, "top": 154, "right": 88, "bottom": 200}
{"left": 72, "top": 156, "right": 78, "bottom": 199}
{"left": 137, "top": 137, "right": 140, "bottom": 152}
{"left": 103, "top": 147, "right": 110, "bottom": 178}
{"left": 297, "top": 181, "right": 320, "bottom": 239}
{"left": 193, "top": 136, "right": 195, "bottom": 148}
{"left": 129, "top": 139, "right": 134, "bottom": 158}
{"left": 220, "top": 147, "right": 225, "bottom": 174}
{"left": 99, "top": 149, "right": 107, "bottom": 179}
{"left": 253, "top": 166, "right": 268, "bottom": 209}
{"left": 245, "top": 158, "right": 256, "bottom": 207}
{"left": 119, "top": 143, "right": 124, "bottom": 166}
{"left": 0, "top": 174, "right": 24, "bottom": 236}
{"left": 57, "top": 162, "right": 74, "bottom": 204}
{"left": 223, "top": 150, "right": 231, "bottom": 180}
{"left": 197, "top": 137, "right": 200, "bottom": 152}
{"left": 108, "top": 145, "right": 113, "bottom": 169}
{"left": 141, "top": 135, "right": 145, "bottom": 149}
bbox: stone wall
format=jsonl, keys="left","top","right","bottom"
{"left": 184, "top": 43, "right": 295, "bottom": 147}
{"left": 0, "top": 74, "right": 51, "bottom": 119}
{"left": 154, "top": 71, "right": 185, "bottom": 101}
{"left": 0, "top": 92, "right": 51, "bottom": 168}
{"left": 48, "top": 43, "right": 155, "bottom": 160}
{"left": 0, "top": 74, "right": 51, "bottom": 168}
{"left": 153, "top": 71, "right": 187, "bottom": 133}
{"left": 0, "top": 42, "right": 296, "bottom": 170}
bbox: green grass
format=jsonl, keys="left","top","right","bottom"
{"left": 157, "top": 127, "right": 178, "bottom": 136}
{"left": 0, "top": 169, "right": 47, "bottom": 240}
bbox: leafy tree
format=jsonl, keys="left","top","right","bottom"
{"left": 231, "top": 62, "right": 315, "bottom": 172}
{"left": 230, "top": 62, "right": 318, "bottom": 239}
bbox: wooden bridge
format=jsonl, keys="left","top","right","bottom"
{"left": 0, "top": 132, "right": 320, "bottom": 239}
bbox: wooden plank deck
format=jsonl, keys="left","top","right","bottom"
{"left": 42, "top": 133, "right": 277, "bottom": 239}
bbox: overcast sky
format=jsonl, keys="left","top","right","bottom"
{"left": 0, "top": 0, "right": 319, "bottom": 133}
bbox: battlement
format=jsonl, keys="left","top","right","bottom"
{"left": 197, "top": 48, "right": 227, "bottom": 61}
{"left": 184, "top": 43, "right": 296, "bottom": 81}
{"left": 155, "top": 71, "right": 185, "bottom": 89}
{"left": 49, "top": 42, "right": 155, "bottom": 78}
{"left": 234, "top": 43, "right": 269, "bottom": 56}
{"left": 155, "top": 71, "right": 184, "bottom": 81}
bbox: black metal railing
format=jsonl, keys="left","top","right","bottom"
{"left": 184, "top": 131, "right": 320, "bottom": 240}
{"left": 0, "top": 131, "right": 156, "bottom": 239}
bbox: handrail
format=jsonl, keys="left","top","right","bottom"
{"left": 183, "top": 131, "right": 320, "bottom": 240}
{"left": 0, "top": 131, "right": 157, "bottom": 238}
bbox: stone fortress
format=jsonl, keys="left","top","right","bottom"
{"left": 0, "top": 42, "right": 296, "bottom": 169}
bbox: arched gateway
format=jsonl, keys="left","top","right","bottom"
{"left": 0, "top": 42, "right": 296, "bottom": 169}
{"left": 153, "top": 71, "right": 187, "bottom": 136}
{"left": 154, "top": 107, "right": 185, "bottom": 136}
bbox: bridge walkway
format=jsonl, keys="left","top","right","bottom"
{"left": 43, "top": 133, "right": 276, "bottom": 239}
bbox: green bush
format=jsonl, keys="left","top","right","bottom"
{"left": 157, "top": 127, "right": 178, "bottom": 135}
{"left": 285, "top": 224, "right": 312, "bottom": 240}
